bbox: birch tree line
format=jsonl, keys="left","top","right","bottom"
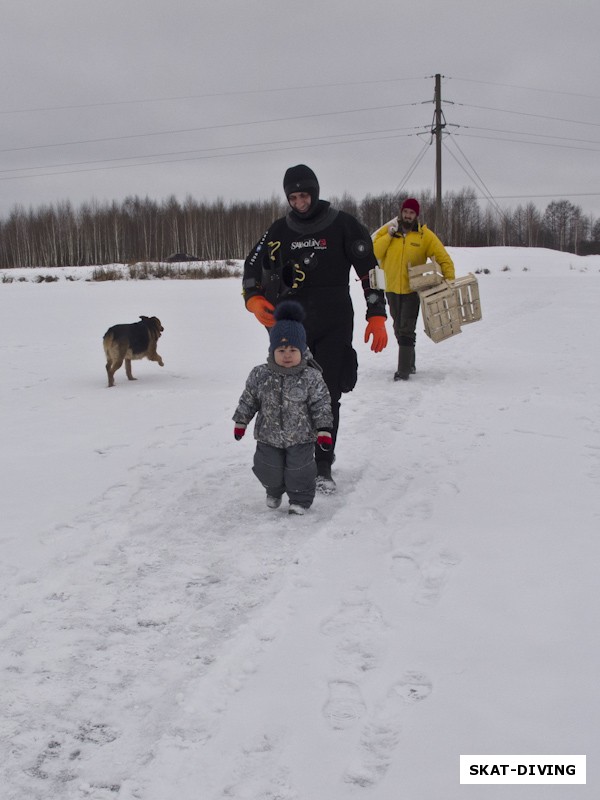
{"left": 0, "top": 190, "right": 597, "bottom": 268}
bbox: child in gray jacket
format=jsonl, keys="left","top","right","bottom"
{"left": 233, "top": 301, "right": 333, "bottom": 515}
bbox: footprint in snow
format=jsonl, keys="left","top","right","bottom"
{"left": 320, "top": 592, "right": 389, "bottom": 682}
{"left": 390, "top": 553, "right": 419, "bottom": 585}
{"left": 391, "top": 550, "right": 460, "bottom": 606}
{"left": 343, "top": 671, "right": 432, "bottom": 787}
{"left": 221, "top": 733, "right": 295, "bottom": 799}
{"left": 323, "top": 680, "right": 366, "bottom": 730}
{"left": 319, "top": 594, "right": 386, "bottom": 639}
{"left": 412, "top": 551, "right": 461, "bottom": 607}
{"left": 334, "top": 636, "right": 382, "bottom": 674}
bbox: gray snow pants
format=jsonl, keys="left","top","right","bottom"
{"left": 252, "top": 441, "right": 317, "bottom": 508}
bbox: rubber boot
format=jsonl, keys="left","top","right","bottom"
{"left": 316, "top": 460, "right": 336, "bottom": 494}
{"left": 394, "top": 346, "right": 414, "bottom": 381}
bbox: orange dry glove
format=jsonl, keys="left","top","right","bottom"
{"left": 364, "top": 316, "right": 388, "bottom": 353}
{"left": 246, "top": 295, "right": 275, "bottom": 327}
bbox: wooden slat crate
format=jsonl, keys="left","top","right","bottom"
{"left": 408, "top": 259, "right": 444, "bottom": 292}
{"left": 451, "top": 273, "right": 482, "bottom": 325}
{"left": 420, "top": 283, "right": 463, "bottom": 343}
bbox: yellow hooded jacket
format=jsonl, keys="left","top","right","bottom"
{"left": 373, "top": 221, "right": 455, "bottom": 295}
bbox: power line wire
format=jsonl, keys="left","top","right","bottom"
{"left": 448, "top": 76, "right": 600, "bottom": 102}
{"left": 474, "top": 192, "right": 600, "bottom": 200}
{"left": 2, "top": 73, "right": 598, "bottom": 210}
{"left": 0, "top": 77, "right": 427, "bottom": 116}
{"left": 0, "top": 102, "right": 422, "bottom": 154}
{"left": 463, "top": 125, "right": 600, "bottom": 146}
{"left": 0, "top": 127, "right": 423, "bottom": 176}
{"left": 443, "top": 137, "right": 507, "bottom": 221}
{"left": 0, "top": 130, "right": 421, "bottom": 183}
{"left": 452, "top": 102, "right": 600, "bottom": 128}
{"left": 3, "top": 74, "right": 598, "bottom": 118}
{"left": 455, "top": 131, "right": 600, "bottom": 152}
{"left": 392, "top": 141, "right": 431, "bottom": 196}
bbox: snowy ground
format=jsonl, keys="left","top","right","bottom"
{"left": 1, "top": 247, "right": 599, "bottom": 799}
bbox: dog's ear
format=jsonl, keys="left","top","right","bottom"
{"left": 140, "top": 315, "right": 148, "bottom": 322}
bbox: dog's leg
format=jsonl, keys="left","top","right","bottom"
{"left": 147, "top": 350, "right": 164, "bottom": 367}
{"left": 125, "top": 359, "right": 136, "bottom": 380}
{"left": 107, "top": 358, "right": 123, "bottom": 387}
{"left": 106, "top": 361, "right": 118, "bottom": 387}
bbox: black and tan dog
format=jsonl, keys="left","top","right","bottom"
{"left": 103, "top": 315, "right": 164, "bottom": 387}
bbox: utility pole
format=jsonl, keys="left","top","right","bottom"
{"left": 432, "top": 74, "right": 445, "bottom": 239}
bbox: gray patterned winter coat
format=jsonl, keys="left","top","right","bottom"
{"left": 233, "top": 355, "right": 333, "bottom": 448}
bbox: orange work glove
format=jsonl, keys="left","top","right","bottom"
{"left": 364, "top": 316, "right": 388, "bottom": 353}
{"left": 246, "top": 295, "right": 275, "bottom": 327}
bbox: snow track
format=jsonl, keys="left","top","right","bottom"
{"left": 1, "top": 256, "right": 599, "bottom": 799}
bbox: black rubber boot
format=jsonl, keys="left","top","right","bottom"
{"left": 394, "top": 346, "right": 414, "bottom": 381}
{"left": 316, "top": 460, "right": 336, "bottom": 494}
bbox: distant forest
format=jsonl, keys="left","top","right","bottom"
{"left": 1, "top": 188, "right": 598, "bottom": 268}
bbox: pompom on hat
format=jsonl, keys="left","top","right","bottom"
{"left": 269, "top": 301, "right": 307, "bottom": 354}
{"left": 401, "top": 197, "right": 420, "bottom": 215}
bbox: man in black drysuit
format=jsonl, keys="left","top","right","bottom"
{"left": 242, "top": 164, "right": 388, "bottom": 492}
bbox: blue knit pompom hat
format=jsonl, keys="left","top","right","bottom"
{"left": 269, "top": 300, "right": 307, "bottom": 354}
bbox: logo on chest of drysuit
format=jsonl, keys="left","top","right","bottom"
{"left": 291, "top": 238, "right": 327, "bottom": 250}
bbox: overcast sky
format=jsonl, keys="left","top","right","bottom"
{"left": 1, "top": 0, "right": 599, "bottom": 222}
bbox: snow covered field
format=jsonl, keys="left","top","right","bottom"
{"left": 1, "top": 247, "right": 598, "bottom": 799}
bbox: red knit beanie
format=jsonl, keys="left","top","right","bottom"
{"left": 401, "top": 198, "right": 420, "bottom": 215}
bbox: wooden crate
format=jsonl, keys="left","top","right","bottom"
{"left": 408, "top": 259, "right": 444, "bottom": 292}
{"left": 451, "top": 273, "right": 482, "bottom": 325}
{"left": 420, "top": 283, "right": 462, "bottom": 343}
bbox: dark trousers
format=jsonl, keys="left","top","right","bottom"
{"left": 253, "top": 441, "right": 317, "bottom": 508}
{"left": 303, "top": 290, "right": 354, "bottom": 466}
{"left": 386, "top": 291, "right": 420, "bottom": 347}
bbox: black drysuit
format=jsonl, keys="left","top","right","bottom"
{"left": 242, "top": 200, "right": 387, "bottom": 466}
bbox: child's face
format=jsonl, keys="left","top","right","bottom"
{"left": 273, "top": 345, "right": 302, "bottom": 368}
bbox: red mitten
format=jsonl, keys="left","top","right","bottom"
{"left": 364, "top": 316, "right": 388, "bottom": 353}
{"left": 317, "top": 431, "right": 333, "bottom": 451}
{"left": 246, "top": 295, "right": 275, "bottom": 327}
{"left": 234, "top": 423, "right": 247, "bottom": 441}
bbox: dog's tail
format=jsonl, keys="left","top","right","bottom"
{"left": 103, "top": 330, "right": 115, "bottom": 355}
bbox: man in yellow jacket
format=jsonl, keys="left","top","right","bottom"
{"left": 373, "top": 198, "right": 454, "bottom": 380}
